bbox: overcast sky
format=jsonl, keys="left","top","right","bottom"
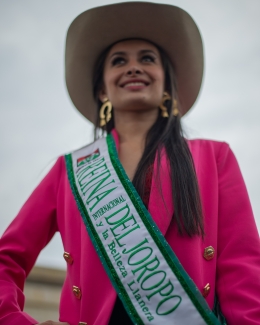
{"left": 1, "top": 0, "right": 260, "bottom": 269}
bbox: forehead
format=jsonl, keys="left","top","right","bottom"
{"left": 107, "top": 39, "right": 160, "bottom": 56}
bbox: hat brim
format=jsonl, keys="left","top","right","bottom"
{"left": 65, "top": 2, "right": 204, "bottom": 123}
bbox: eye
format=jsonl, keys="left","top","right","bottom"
{"left": 141, "top": 55, "right": 156, "bottom": 63}
{"left": 111, "top": 57, "right": 125, "bottom": 66}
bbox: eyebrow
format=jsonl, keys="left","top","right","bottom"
{"left": 108, "top": 49, "right": 158, "bottom": 60}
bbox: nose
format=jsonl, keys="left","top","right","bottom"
{"left": 126, "top": 65, "right": 143, "bottom": 76}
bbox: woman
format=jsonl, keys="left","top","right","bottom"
{"left": 0, "top": 2, "right": 260, "bottom": 325}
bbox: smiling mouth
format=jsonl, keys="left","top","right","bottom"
{"left": 122, "top": 81, "right": 148, "bottom": 88}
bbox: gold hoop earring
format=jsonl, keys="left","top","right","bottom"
{"left": 173, "top": 99, "right": 179, "bottom": 116}
{"left": 99, "top": 98, "right": 112, "bottom": 127}
{"left": 159, "top": 92, "right": 171, "bottom": 118}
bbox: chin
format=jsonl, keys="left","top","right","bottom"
{"left": 117, "top": 96, "right": 160, "bottom": 111}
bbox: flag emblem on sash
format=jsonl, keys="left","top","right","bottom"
{"left": 77, "top": 149, "right": 100, "bottom": 166}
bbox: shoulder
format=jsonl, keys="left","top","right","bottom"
{"left": 45, "top": 138, "right": 102, "bottom": 184}
{"left": 187, "top": 138, "right": 233, "bottom": 164}
{"left": 65, "top": 138, "right": 105, "bottom": 160}
{"left": 187, "top": 138, "right": 242, "bottom": 179}
{"left": 32, "top": 156, "right": 67, "bottom": 195}
{"left": 187, "top": 138, "right": 229, "bottom": 153}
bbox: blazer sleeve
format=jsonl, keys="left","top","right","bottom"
{"left": 0, "top": 157, "right": 63, "bottom": 325}
{"left": 216, "top": 143, "right": 260, "bottom": 324}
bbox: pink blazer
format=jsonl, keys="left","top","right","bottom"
{"left": 0, "top": 132, "right": 260, "bottom": 325}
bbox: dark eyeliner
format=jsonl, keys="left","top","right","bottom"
{"left": 142, "top": 54, "right": 156, "bottom": 62}
{"left": 111, "top": 56, "right": 125, "bottom": 66}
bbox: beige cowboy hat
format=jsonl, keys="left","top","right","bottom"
{"left": 65, "top": 2, "right": 204, "bottom": 123}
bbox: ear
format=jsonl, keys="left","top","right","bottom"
{"left": 98, "top": 86, "right": 108, "bottom": 103}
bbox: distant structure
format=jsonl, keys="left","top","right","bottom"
{"left": 24, "top": 266, "right": 65, "bottom": 322}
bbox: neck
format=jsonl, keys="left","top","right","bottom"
{"left": 114, "top": 108, "right": 158, "bottom": 146}
{"left": 112, "top": 108, "right": 158, "bottom": 181}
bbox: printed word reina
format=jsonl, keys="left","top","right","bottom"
{"left": 76, "top": 156, "right": 117, "bottom": 211}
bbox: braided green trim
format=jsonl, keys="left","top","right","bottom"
{"left": 106, "top": 134, "right": 221, "bottom": 325}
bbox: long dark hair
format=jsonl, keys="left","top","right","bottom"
{"left": 93, "top": 42, "right": 204, "bottom": 237}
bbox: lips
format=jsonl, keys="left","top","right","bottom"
{"left": 120, "top": 79, "right": 149, "bottom": 87}
{"left": 124, "top": 81, "right": 146, "bottom": 87}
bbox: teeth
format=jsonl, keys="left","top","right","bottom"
{"left": 124, "top": 82, "right": 146, "bottom": 86}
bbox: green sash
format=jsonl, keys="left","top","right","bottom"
{"left": 65, "top": 134, "right": 221, "bottom": 325}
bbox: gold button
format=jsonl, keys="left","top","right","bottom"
{"left": 203, "top": 283, "right": 210, "bottom": 298}
{"left": 203, "top": 246, "right": 215, "bottom": 261}
{"left": 78, "top": 323, "right": 87, "bottom": 325}
{"left": 63, "top": 252, "right": 73, "bottom": 265}
{"left": 73, "top": 286, "right": 82, "bottom": 300}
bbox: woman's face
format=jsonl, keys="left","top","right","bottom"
{"left": 100, "top": 39, "right": 165, "bottom": 113}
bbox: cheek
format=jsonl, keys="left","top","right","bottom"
{"left": 151, "top": 67, "right": 165, "bottom": 89}
{"left": 155, "top": 74, "right": 165, "bottom": 94}
{"left": 103, "top": 72, "right": 119, "bottom": 97}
